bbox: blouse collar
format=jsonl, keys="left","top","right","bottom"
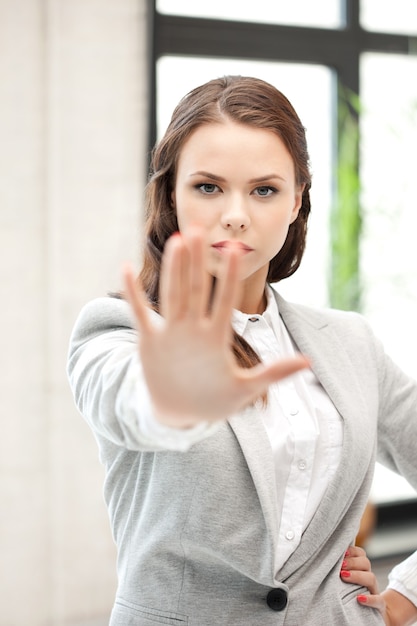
{"left": 231, "top": 285, "right": 279, "bottom": 336}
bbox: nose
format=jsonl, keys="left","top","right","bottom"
{"left": 220, "top": 195, "right": 250, "bottom": 231}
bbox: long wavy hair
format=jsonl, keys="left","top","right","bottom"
{"left": 139, "top": 75, "right": 312, "bottom": 371}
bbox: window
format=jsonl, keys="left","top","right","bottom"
{"left": 360, "top": 52, "right": 417, "bottom": 379}
{"left": 148, "top": 0, "right": 417, "bottom": 506}
{"left": 361, "top": 0, "right": 417, "bottom": 35}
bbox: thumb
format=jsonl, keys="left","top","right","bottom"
{"left": 240, "top": 354, "right": 310, "bottom": 394}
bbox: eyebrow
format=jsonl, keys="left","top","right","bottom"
{"left": 189, "top": 170, "right": 287, "bottom": 183}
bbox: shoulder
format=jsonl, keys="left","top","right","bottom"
{"left": 71, "top": 296, "right": 134, "bottom": 339}
{"left": 272, "top": 290, "right": 379, "bottom": 359}
{"left": 69, "top": 296, "right": 160, "bottom": 345}
{"left": 274, "top": 290, "right": 369, "bottom": 331}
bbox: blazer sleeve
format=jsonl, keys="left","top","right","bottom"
{"left": 67, "top": 297, "right": 220, "bottom": 452}
{"left": 370, "top": 329, "right": 417, "bottom": 607}
{"left": 372, "top": 324, "right": 417, "bottom": 492}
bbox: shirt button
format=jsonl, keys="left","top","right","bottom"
{"left": 289, "top": 407, "right": 299, "bottom": 416}
{"left": 248, "top": 316, "right": 259, "bottom": 322}
{"left": 285, "top": 530, "right": 295, "bottom": 541}
{"left": 298, "top": 460, "right": 307, "bottom": 471}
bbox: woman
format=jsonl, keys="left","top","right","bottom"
{"left": 68, "top": 76, "right": 417, "bottom": 625}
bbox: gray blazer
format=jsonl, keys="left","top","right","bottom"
{"left": 68, "top": 291, "right": 417, "bottom": 625}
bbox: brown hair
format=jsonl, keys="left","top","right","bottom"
{"left": 139, "top": 75, "right": 312, "bottom": 371}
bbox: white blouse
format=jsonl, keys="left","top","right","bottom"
{"left": 231, "top": 287, "right": 343, "bottom": 571}
{"left": 388, "top": 550, "right": 417, "bottom": 606}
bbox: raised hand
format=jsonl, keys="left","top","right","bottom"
{"left": 123, "top": 228, "right": 308, "bottom": 429}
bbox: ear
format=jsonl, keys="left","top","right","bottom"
{"left": 170, "top": 190, "right": 176, "bottom": 209}
{"left": 290, "top": 184, "right": 305, "bottom": 224}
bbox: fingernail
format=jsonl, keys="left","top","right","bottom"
{"left": 341, "top": 560, "right": 347, "bottom": 569}
{"left": 345, "top": 549, "right": 350, "bottom": 557}
{"left": 357, "top": 595, "right": 368, "bottom": 603}
{"left": 340, "top": 570, "right": 351, "bottom": 578}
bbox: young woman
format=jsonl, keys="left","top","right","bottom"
{"left": 68, "top": 76, "right": 417, "bottom": 625}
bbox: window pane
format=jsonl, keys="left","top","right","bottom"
{"left": 361, "top": 52, "right": 417, "bottom": 504}
{"left": 360, "top": 53, "right": 417, "bottom": 375}
{"left": 157, "top": 0, "right": 344, "bottom": 29}
{"left": 157, "top": 56, "right": 334, "bottom": 307}
{"left": 361, "top": 0, "right": 417, "bottom": 34}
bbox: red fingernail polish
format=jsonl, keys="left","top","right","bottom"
{"left": 345, "top": 549, "right": 350, "bottom": 557}
{"left": 357, "top": 595, "right": 368, "bottom": 603}
{"left": 340, "top": 570, "right": 351, "bottom": 578}
{"left": 341, "top": 560, "right": 347, "bottom": 569}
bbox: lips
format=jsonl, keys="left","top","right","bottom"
{"left": 211, "top": 240, "right": 254, "bottom": 253}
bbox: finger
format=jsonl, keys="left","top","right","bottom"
{"left": 343, "top": 547, "right": 370, "bottom": 574}
{"left": 185, "top": 227, "right": 211, "bottom": 319}
{"left": 344, "top": 555, "right": 371, "bottom": 573}
{"left": 340, "top": 570, "right": 379, "bottom": 595}
{"left": 253, "top": 355, "right": 310, "bottom": 386}
{"left": 238, "top": 355, "right": 310, "bottom": 399}
{"left": 211, "top": 243, "right": 241, "bottom": 331}
{"left": 159, "top": 233, "right": 189, "bottom": 321}
{"left": 122, "top": 263, "right": 152, "bottom": 333}
{"left": 357, "top": 593, "right": 386, "bottom": 611}
{"left": 345, "top": 545, "right": 366, "bottom": 559}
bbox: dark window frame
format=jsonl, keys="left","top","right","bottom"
{"left": 147, "top": 0, "right": 413, "bottom": 150}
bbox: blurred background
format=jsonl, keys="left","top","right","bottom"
{"left": 1, "top": 0, "right": 416, "bottom": 623}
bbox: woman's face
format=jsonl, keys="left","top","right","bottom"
{"left": 171, "top": 119, "right": 303, "bottom": 305}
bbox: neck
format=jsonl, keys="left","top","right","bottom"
{"left": 236, "top": 285, "right": 267, "bottom": 315}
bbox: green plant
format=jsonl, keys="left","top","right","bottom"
{"left": 329, "top": 86, "right": 362, "bottom": 311}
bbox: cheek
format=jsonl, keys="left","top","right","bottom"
{"left": 175, "top": 209, "right": 188, "bottom": 231}
{"left": 175, "top": 206, "right": 199, "bottom": 232}
{"left": 176, "top": 199, "right": 214, "bottom": 232}
{"left": 173, "top": 192, "right": 190, "bottom": 230}
{"left": 264, "top": 215, "right": 293, "bottom": 254}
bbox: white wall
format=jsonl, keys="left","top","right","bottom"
{"left": 0, "top": 1, "right": 148, "bottom": 624}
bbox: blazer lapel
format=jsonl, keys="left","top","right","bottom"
{"left": 275, "top": 292, "right": 375, "bottom": 458}
{"left": 273, "top": 292, "right": 375, "bottom": 578}
{"left": 228, "top": 291, "right": 375, "bottom": 582}
{"left": 228, "top": 410, "right": 280, "bottom": 581}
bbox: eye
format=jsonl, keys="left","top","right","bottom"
{"left": 197, "top": 183, "right": 220, "bottom": 194}
{"left": 254, "top": 185, "right": 277, "bottom": 197}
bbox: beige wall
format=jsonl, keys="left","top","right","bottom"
{"left": 0, "top": 0, "right": 148, "bottom": 624}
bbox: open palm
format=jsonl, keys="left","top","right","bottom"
{"left": 123, "top": 228, "right": 308, "bottom": 429}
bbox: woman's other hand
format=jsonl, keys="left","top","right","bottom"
{"left": 341, "top": 545, "right": 379, "bottom": 595}
{"left": 341, "top": 546, "right": 417, "bottom": 625}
